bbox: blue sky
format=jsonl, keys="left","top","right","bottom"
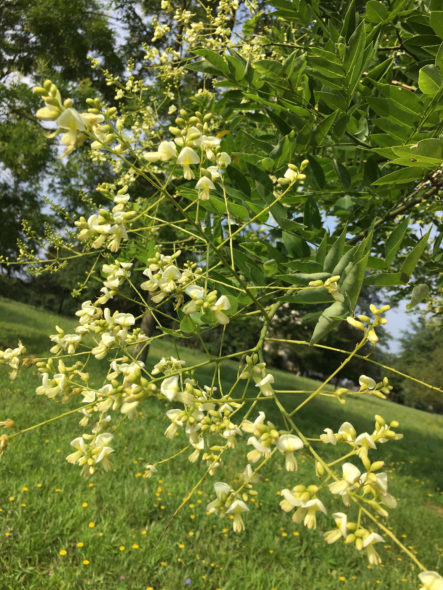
{"left": 384, "top": 301, "right": 419, "bottom": 353}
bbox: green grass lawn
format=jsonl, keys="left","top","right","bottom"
{"left": 0, "top": 296, "right": 442, "bottom": 589}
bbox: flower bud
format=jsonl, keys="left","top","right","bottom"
{"left": 0, "top": 419, "right": 15, "bottom": 429}
{"left": 347, "top": 317, "right": 365, "bottom": 330}
{"left": 315, "top": 461, "right": 325, "bottom": 477}
{"left": 367, "top": 329, "right": 378, "bottom": 344}
{"left": 362, "top": 455, "right": 371, "bottom": 471}
{"left": 0, "top": 434, "right": 9, "bottom": 453}
{"left": 45, "top": 96, "right": 60, "bottom": 107}
{"left": 370, "top": 461, "right": 385, "bottom": 471}
{"left": 357, "top": 315, "right": 370, "bottom": 323}
{"left": 33, "top": 86, "right": 47, "bottom": 96}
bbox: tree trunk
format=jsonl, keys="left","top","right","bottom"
{"left": 134, "top": 300, "right": 155, "bottom": 364}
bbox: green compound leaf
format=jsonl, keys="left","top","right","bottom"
{"left": 406, "top": 283, "right": 430, "bottom": 309}
{"left": 418, "top": 64, "right": 441, "bottom": 96}
{"left": 310, "top": 301, "right": 349, "bottom": 344}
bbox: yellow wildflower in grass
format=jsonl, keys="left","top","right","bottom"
{"left": 59, "top": 549, "right": 67, "bottom": 556}
{"left": 77, "top": 542, "right": 84, "bottom": 548}
{"left": 88, "top": 522, "right": 95, "bottom": 528}
{"left": 83, "top": 560, "right": 90, "bottom": 565}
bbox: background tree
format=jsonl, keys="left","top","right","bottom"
{"left": 389, "top": 317, "right": 443, "bottom": 412}
{"left": 0, "top": 0, "right": 126, "bottom": 270}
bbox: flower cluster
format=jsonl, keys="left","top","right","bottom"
{"left": 157, "top": 364, "right": 241, "bottom": 466}
{"left": 0, "top": 341, "right": 26, "bottom": 380}
{"left": 75, "top": 187, "right": 136, "bottom": 253}
{"left": 333, "top": 375, "right": 393, "bottom": 404}
{"left": 96, "top": 259, "right": 133, "bottom": 305}
{"left": 309, "top": 275, "right": 344, "bottom": 303}
{"left": 53, "top": 300, "right": 141, "bottom": 363}
{"left": 280, "top": 484, "right": 327, "bottom": 529}
{"left": 143, "top": 108, "right": 231, "bottom": 198}
{"left": 206, "top": 481, "right": 249, "bottom": 533}
{"left": 239, "top": 355, "right": 276, "bottom": 397}
{"left": 347, "top": 304, "right": 391, "bottom": 346}
{"left": 320, "top": 415, "right": 403, "bottom": 468}
{"left": 140, "top": 250, "right": 200, "bottom": 304}
{"left": 139, "top": 250, "right": 231, "bottom": 325}
{"left": 35, "top": 358, "right": 87, "bottom": 400}
{"left": 182, "top": 286, "right": 231, "bottom": 325}
{"left": 34, "top": 81, "right": 107, "bottom": 156}
{"left": 277, "top": 160, "right": 309, "bottom": 186}
{"left": 324, "top": 514, "right": 385, "bottom": 565}
{"left": 328, "top": 461, "right": 396, "bottom": 515}
{"left": 151, "top": 356, "right": 186, "bottom": 376}
{"left": 66, "top": 432, "right": 114, "bottom": 477}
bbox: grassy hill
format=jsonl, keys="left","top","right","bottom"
{"left": 0, "top": 297, "right": 442, "bottom": 589}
